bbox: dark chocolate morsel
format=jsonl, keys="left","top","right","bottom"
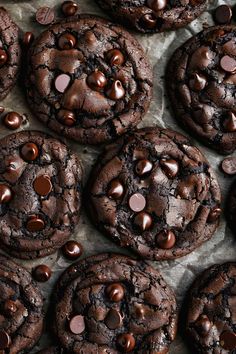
{"left": 33, "top": 265, "right": 52, "bottom": 282}
{"left": 106, "top": 49, "right": 125, "bottom": 66}
{"left": 223, "top": 112, "right": 236, "bottom": 132}
{"left": 3, "top": 112, "right": 22, "bottom": 130}
{"left": 0, "top": 330, "right": 11, "bottom": 349}
{"left": 23, "top": 32, "right": 34, "bottom": 47}
{"left": 134, "top": 212, "right": 152, "bottom": 231}
{"left": 58, "top": 33, "right": 76, "bottom": 50}
{"left": 107, "top": 180, "right": 124, "bottom": 199}
{"left": 220, "top": 331, "right": 236, "bottom": 350}
{"left": 156, "top": 230, "right": 176, "bottom": 249}
{"left": 189, "top": 73, "right": 207, "bottom": 91}
{"left": 160, "top": 159, "right": 179, "bottom": 178}
{"left": 3, "top": 300, "right": 17, "bottom": 317}
{"left": 57, "top": 109, "right": 76, "bottom": 126}
{"left": 195, "top": 315, "right": 212, "bottom": 336}
{"left": 87, "top": 71, "right": 107, "bottom": 91}
{"left": 135, "top": 159, "right": 153, "bottom": 176}
{"left": 104, "top": 309, "right": 122, "bottom": 329}
{"left": 26, "top": 216, "right": 45, "bottom": 232}
{"left": 61, "top": 1, "right": 78, "bottom": 17}
{"left": 116, "top": 333, "right": 135, "bottom": 352}
{"left": 0, "top": 49, "right": 7, "bottom": 67}
{"left": 0, "top": 184, "right": 12, "bottom": 204}
{"left": 62, "top": 240, "right": 83, "bottom": 260}
{"left": 207, "top": 207, "right": 221, "bottom": 223}
{"left": 147, "top": 0, "right": 167, "bottom": 11}
{"left": 69, "top": 315, "right": 85, "bottom": 334}
{"left": 106, "top": 283, "right": 125, "bottom": 302}
{"left": 140, "top": 13, "right": 157, "bottom": 29}
{"left": 21, "top": 142, "right": 39, "bottom": 161}
{"left": 106, "top": 80, "right": 125, "bottom": 100}
{"left": 33, "top": 175, "right": 52, "bottom": 196}
{"left": 221, "top": 156, "right": 236, "bottom": 175}
{"left": 214, "top": 5, "right": 232, "bottom": 25}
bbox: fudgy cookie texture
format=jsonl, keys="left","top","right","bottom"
{"left": 186, "top": 262, "right": 236, "bottom": 353}
{"left": 0, "top": 130, "right": 82, "bottom": 259}
{"left": 0, "top": 255, "right": 44, "bottom": 352}
{"left": 86, "top": 127, "right": 221, "bottom": 261}
{"left": 226, "top": 179, "right": 236, "bottom": 235}
{"left": 0, "top": 8, "right": 21, "bottom": 101}
{"left": 37, "top": 348, "right": 64, "bottom": 354}
{"left": 167, "top": 25, "right": 236, "bottom": 155}
{"left": 95, "top": 0, "right": 207, "bottom": 33}
{"left": 53, "top": 253, "right": 178, "bottom": 353}
{"left": 26, "top": 15, "right": 153, "bottom": 145}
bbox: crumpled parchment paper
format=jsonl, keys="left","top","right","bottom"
{"left": 0, "top": 0, "right": 235, "bottom": 352}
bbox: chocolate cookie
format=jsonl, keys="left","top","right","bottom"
{"left": 226, "top": 179, "right": 236, "bottom": 234}
{"left": 95, "top": 0, "right": 207, "bottom": 33}
{"left": 0, "top": 8, "right": 21, "bottom": 100}
{"left": 167, "top": 25, "right": 236, "bottom": 155}
{"left": 0, "top": 130, "right": 82, "bottom": 259}
{"left": 186, "top": 262, "right": 236, "bottom": 353}
{"left": 53, "top": 253, "right": 178, "bottom": 353}
{"left": 37, "top": 347, "right": 64, "bottom": 354}
{"left": 86, "top": 127, "right": 221, "bottom": 260}
{"left": 26, "top": 15, "right": 153, "bottom": 145}
{"left": 0, "top": 254, "right": 44, "bottom": 352}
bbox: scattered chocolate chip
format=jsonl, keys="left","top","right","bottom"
{"left": 195, "top": 314, "right": 212, "bottom": 336}
{"left": 220, "top": 55, "right": 236, "bottom": 73}
{"left": 147, "top": 0, "right": 167, "bottom": 11}
{"left": 214, "top": 5, "right": 232, "bottom": 25}
{"left": 0, "top": 49, "right": 7, "bottom": 67}
{"left": 105, "top": 309, "right": 122, "bottom": 330}
{"left": 134, "top": 212, "right": 152, "bottom": 231}
{"left": 55, "top": 74, "right": 70, "bottom": 93}
{"left": 221, "top": 156, "right": 236, "bottom": 175}
{"left": 207, "top": 207, "right": 221, "bottom": 223}
{"left": 3, "top": 300, "right": 17, "bottom": 317}
{"left": 160, "top": 158, "right": 179, "bottom": 178}
{"left": 220, "top": 331, "right": 236, "bottom": 350}
{"left": 189, "top": 72, "right": 207, "bottom": 91}
{"left": 87, "top": 71, "right": 107, "bottom": 91}
{"left": 223, "top": 112, "right": 236, "bottom": 132}
{"left": 61, "top": 1, "right": 78, "bottom": 17}
{"left": 0, "top": 330, "right": 11, "bottom": 349}
{"left": 23, "top": 32, "right": 34, "bottom": 47}
{"left": 3, "top": 112, "right": 22, "bottom": 130}
{"left": 0, "top": 106, "right": 5, "bottom": 114}
{"left": 117, "top": 333, "right": 136, "bottom": 352}
{"left": 33, "top": 264, "right": 52, "bottom": 282}
{"left": 106, "top": 49, "right": 125, "bottom": 66}
{"left": 57, "top": 109, "right": 76, "bottom": 126}
{"left": 129, "top": 193, "right": 146, "bottom": 212}
{"left": 36, "top": 7, "right": 55, "bottom": 26}
{"left": 0, "top": 184, "right": 12, "bottom": 204}
{"left": 156, "top": 230, "right": 176, "bottom": 249}
{"left": 106, "top": 80, "right": 125, "bottom": 100}
{"left": 135, "top": 159, "right": 153, "bottom": 176}
{"left": 58, "top": 33, "right": 76, "bottom": 50}
{"left": 62, "top": 240, "right": 83, "bottom": 260}
{"left": 21, "top": 142, "right": 39, "bottom": 161}
{"left": 69, "top": 315, "right": 85, "bottom": 334}
{"left": 106, "top": 283, "right": 125, "bottom": 302}
{"left": 140, "top": 13, "right": 157, "bottom": 29}
{"left": 26, "top": 216, "right": 45, "bottom": 232}
{"left": 107, "top": 179, "right": 124, "bottom": 199}
{"left": 33, "top": 175, "right": 52, "bottom": 196}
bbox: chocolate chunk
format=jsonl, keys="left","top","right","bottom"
{"left": 33, "top": 175, "right": 52, "bottom": 196}
{"left": 58, "top": 33, "right": 76, "bottom": 50}
{"left": 104, "top": 309, "right": 122, "bottom": 329}
{"left": 156, "top": 230, "right": 176, "bottom": 249}
{"left": 55, "top": 74, "right": 70, "bottom": 93}
{"left": 221, "top": 156, "right": 236, "bottom": 175}
{"left": 62, "top": 240, "right": 83, "bottom": 260}
{"left": 0, "top": 184, "right": 12, "bottom": 204}
{"left": 3, "top": 112, "right": 22, "bottom": 130}
{"left": 33, "top": 265, "right": 52, "bottom": 282}
{"left": 214, "top": 5, "right": 232, "bottom": 25}
{"left": 106, "top": 80, "right": 125, "bottom": 100}
{"left": 106, "top": 49, "right": 125, "bottom": 66}
{"left": 107, "top": 180, "right": 124, "bottom": 199}
{"left": 117, "top": 333, "right": 136, "bottom": 352}
{"left": 26, "top": 216, "right": 45, "bottom": 232}
{"left": 61, "top": 1, "right": 78, "bottom": 17}
{"left": 106, "top": 283, "right": 125, "bottom": 302}
{"left": 69, "top": 315, "right": 85, "bottom": 334}
{"left": 36, "top": 7, "right": 55, "bottom": 26}
{"left": 128, "top": 193, "right": 146, "bottom": 212}
{"left": 134, "top": 212, "right": 152, "bottom": 231}
{"left": 21, "top": 142, "right": 39, "bottom": 161}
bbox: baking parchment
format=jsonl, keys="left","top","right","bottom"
{"left": 0, "top": 0, "right": 235, "bottom": 352}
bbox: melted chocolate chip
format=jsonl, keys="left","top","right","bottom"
{"left": 221, "top": 156, "right": 236, "bottom": 175}
{"left": 135, "top": 159, "right": 153, "bottom": 176}
{"left": 62, "top": 240, "right": 83, "bottom": 260}
{"left": 3, "top": 112, "right": 23, "bottom": 130}
{"left": 106, "top": 80, "right": 125, "bottom": 100}
{"left": 214, "top": 5, "right": 232, "bottom": 25}
{"left": 0, "top": 330, "right": 11, "bottom": 349}
{"left": 0, "top": 49, "right": 7, "bottom": 67}
{"left": 160, "top": 159, "right": 179, "bottom": 178}
{"left": 223, "top": 112, "right": 236, "bottom": 132}
{"left": 26, "top": 216, "right": 45, "bottom": 232}
{"left": 134, "top": 212, "right": 152, "bottom": 231}
{"left": 220, "top": 55, "right": 236, "bottom": 73}
{"left": 117, "top": 333, "right": 135, "bottom": 352}
{"left": 107, "top": 180, "right": 124, "bottom": 199}
{"left": 195, "top": 314, "right": 212, "bottom": 336}
{"left": 0, "top": 184, "right": 12, "bottom": 204}
{"left": 33, "top": 264, "right": 52, "bottom": 282}
{"left": 69, "top": 315, "right": 85, "bottom": 334}
{"left": 220, "top": 331, "right": 236, "bottom": 350}
{"left": 128, "top": 193, "right": 146, "bottom": 212}
{"left": 104, "top": 309, "right": 122, "bottom": 329}
{"left": 36, "top": 7, "right": 55, "bottom": 26}
{"left": 156, "top": 230, "right": 176, "bottom": 249}
{"left": 61, "top": 1, "right": 78, "bottom": 17}
{"left": 21, "top": 142, "right": 39, "bottom": 161}
{"left": 106, "top": 283, "right": 125, "bottom": 302}
{"left": 33, "top": 175, "right": 52, "bottom": 196}
{"left": 23, "top": 32, "right": 34, "bottom": 47}
{"left": 55, "top": 74, "right": 70, "bottom": 93}
{"left": 58, "top": 33, "right": 76, "bottom": 50}
{"left": 87, "top": 71, "right": 107, "bottom": 91}
{"left": 147, "top": 0, "right": 167, "bottom": 11}
{"left": 3, "top": 300, "right": 17, "bottom": 317}
{"left": 106, "top": 49, "right": 125, "bottom": 66}
{"left": 207, "top": 207, "right": 221, "bottom": 223}
{"left": 140, "top": 13, "right": 157, "bottom": 29}
{"left": 57, "top": 109, "right": 76, "bottom": 126}
{"left": 189, "top": 73, "right": 207, "bottom": 91}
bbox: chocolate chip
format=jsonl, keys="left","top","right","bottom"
{"left": 156, "top": 230, "right": 176, "bottom": 249}
{"left": 135, "top": 159, "right": 153, "bottom": 176}
{"left": 58, "top": 33, "right": 76, "bottom": 50}
{"left": 69, "top": 315, "right": 85, "bottom": 334}
{"left": 3, "top": 112, "right": 22, "bottom": 130}
{"left": 61, "top": 1, "right": 78, "bottom": 17}
{"left": 107, "top": 180, "right": 124, "bottom": 199}
{"left": 21, "top": 142, "right": 39, "bottom": 161}
{"left": 55, "top": 74, "right": 70, "bottom": 93}
{"left": 26, "top": 216, "right": 45, "bottom": 232}
{"left": 223, "top": 112, "right": 236, "bottom": 132}
{"left": 106, "top": 283, "right": 125, "bottom": 302}
{"left": 220, "top": 331, "right": 236, "bottom": 350}
{"left": 160, "top": 158, "right": 179, "bottom": 178}
{"left": 189, "top": 73, "right": 207, "bottom": 91}
{"left": 0, "top": 330, "right": 11, "bottom": 349}
{"left": 140, "top": 13, "right": 157, "bottom": 29}
{"left": 36, "top": 7, "right": 55, "bottom": 26}
{"left": 220, "top": 55, "right": 236, "bottom": 73}
{"left": 134, "top": 212, "right": 152, "bottom": 231}
{"left": 129, "top": 193, "right": 146, "bottom": 212}
{"left": 23, "top": 32, "right": 34, "bottom": 47}
{"left": 87, "top": 71, "right": 107, "bottom": 91}
{"left": 214, "top": 5, "right": 232, "bottom": 25}
{"left": 0, "top": 106, "right": 5, "bottom": 114}
{"left": 106, "top": 49, "right": 125, "bottom": 66}
{"left": 105, "top": 309, "right": 122, "bottom": 329}
{"left": 221, "top": 156, "right": 236, "bottom": 175}
{"left": 57, "top": 109, "right": 76, "bottom": 126}
{"left": 62, "top": 240, "right": 83, "bottom": 260}
{"left": 33, "top": 264, "right": 52, "bottom": 282}
{"left": 0, "top": 49, "right": 7, "bottom": 67}
{"left": 116, "top": 333, "right": 136, "bottom": 352}
{"left": 3, "top": 300, "right": 17, "bottom": 317}
{"left": 33, "top": 175, "right": 52, "bottom": 196}
{"left": 195, "top": 314, "right": 212, "bottom": 336}
{"left": 0, "top": 184, "right": 12, "bottom": 204}
{"left": 207, "top": 207, "right": 221, "bottom": 223}
{"left": 147, "top": 0, "right": 167, "bottom": 11}
{"left": 106, "top": 80, "right": 125, "bottom": 100}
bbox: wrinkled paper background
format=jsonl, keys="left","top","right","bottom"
{"left": 0, "top": 0, "right": 235, "bottom": 352}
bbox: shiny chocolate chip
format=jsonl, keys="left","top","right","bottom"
{"left": 135, "top": 159, "right": 153, "bottom": 176}
{"left": 62, "top": 240, "right": 83, "bottom": 260}
{"left": 0, "top": 330, "right": 11, "bottom": 349}
{"left": 58, "top": 33, "right": 76, "bottom": 50}
{"left": 220, "top": 331, "right": 236, "bottom": 350}
{"left": 0, "top": 49, "right": 7, "bottom": 67}
{"left": 223, "top": 112, "right": 236, "bottom": 132}
{"left": 57, "top": 109, "right": 76, "bottom": 126}
{"left": 106, "top": 49, "right": 125, "bottom": 66}
{"left": 160, "top": 158, "right": 179, "bottom": 178}
{"left": 61, "top": 1, "right": 78, "bottom": 17}
{"left": 33, "top": 175, "right": 52, "bottom": 196}
{"left": 195, "top": 314, "right": 212, "bottom": 336}
{"left": 106, "top": 80, "right": 125, "bottom": 100}
{"left": 23, "top": 32, "right": 34, "bottom": 47}
{"left": 26, "top": 216, "right": 45, "bottom": 232}
{"left": 220, "top": 55, "right": 236, "bottom": 73}
{"left": 129, "top": 193, "right": 146, "bottom": 212}
{"left": 3, "top": 112, "right": 23, "bottom": 130}
{"left": 140, "top": 13, "right": 157, "bottom": 29}
{"left": 117, "top": 333, "right": 136, "bottom": 352}
{"left": 21, "top": 142, "right": 39, "bottom": 161}
{"left": 207, "top": 207, "right": 221, "bottom": 223}
{"left": 69, "top": 315, "right": 85, "bottom": 334}
{"left": 147, "top": 0, "right": 167, "bottom": 11}
{"left": 214, "top": 5, "right": 232, "bottom": 25}
{"left": 106, "top": 283, "right": 125, "bottom": 302}
{"left": 105, "top": 309, "right": 122, "bottom": 330}
{"left": 87, "top": 71, "right": 107, "bottom": 91}
{"left": 0, "top": 184, "right": 12, "bottom": 204}
{"left": 156, "top": 230, "right": 176, "bottom": 249}
{"left": 221, "top": 156, "right": 236, "bottom": 175}
{"left": 33, "top": 265, "right": 52, "bottom": 282}
{"left": 134, "top": 212, "right": 152, "bottom": 231}
{"left": 107, "top": 179, "right": 124, "bottom": 199}
{"left": 189, "top": 73, "right": 207, "bottom": 91}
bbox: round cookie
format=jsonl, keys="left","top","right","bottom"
{"left": 0, "top": 130, "right": 82, "bottom": 259}
{"left": 167, "top": 25, "right": 236, "bottom": 155}
{"left": 95, "top": 0, "right": 207, "bottom": 33}
{"left": 37, "top": 348, "right": 65, "bottom": 354}
{"left": 0, "top": 8, "right": 21, "bottom": 100}
{"left": 26, "top": 15, "right": 153, "bottom": 145}
{"left": 53, "top": 253, "right": 178, "bottom": 353}
{"left": 86, "top": 127, "right": 221, "bottom": 261}
{"left": 186, "top": 262, "right": 236, "bottom": 353}
{"left": 0, "top": 254, "right": 44, "bottom": 352}
{"left": 226, "top": 179, "right": 236, "bottom": 235}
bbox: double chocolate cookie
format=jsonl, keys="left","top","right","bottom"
{"left": 186, "top": 262, "right": 236, "bottom": 353}
{"left": 0, "top": 8, "right": 21, "bottom": 100}
{"left": 0, "top": 130, "right": 82, "bottom": 259}
{"left": 86, "top": 127, "right": 221, "bottom": 261}
{"left": 26, "top": 15, "right": 153, "bottom": 145}
{"left": 53, "top": 253, "right": 178, "bottom": 353}
{"left": 0, "top": 255, "right": 44, "bottom": 352}
{"left": 95, "top": 0, "right": 207, "bottom": 33}
{"left": 37, "top": 348, "right": 64, "bottom": 354}
{"left": 226, "top": 179, "right": 236, "bottom": 235}
{"left": 167, "top": 25, "right": 236, "bottom": 155}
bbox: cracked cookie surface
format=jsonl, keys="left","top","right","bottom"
{"left": 37, "top": 348, "right": 65, "bottom": 354}
{"left": 53, "top": 253, "right": 178, "bottom": 353}
{"left": 0, "top": 254, "right": 44, "bottom": 353}
{"left": 226, "top": 179, "right": 236, "bottom": 236}
{"left": 26, "top": 15, "right": 153, "bottom": 145}
{"left": 0, "top": 130, "right": 82, "bottom": 259}
{"left": 167, "top": 25, "right": 236, "bottom": 155}
{"left": 186, "top": 262, "right": 236, "bottom": 353}
{"left": 86, "top": 127, "right": 221, "bottom": 260}
{"left": 0, "top": 7, "right": 21, "bottom": 101}
{"left": 95, "top": 0, "right": 207, "bottom": 33}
